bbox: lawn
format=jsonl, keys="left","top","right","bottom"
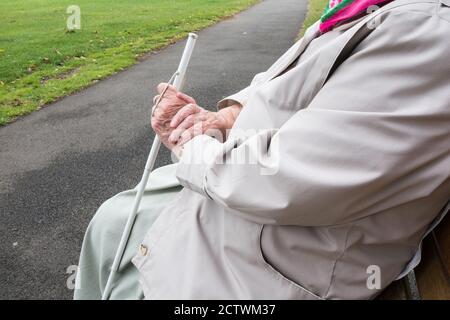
{"left": 299, "top": 0, "right": 328, "bottom": 36}
{"left": 0, "top": 0, "right": 258, "bottom": 126}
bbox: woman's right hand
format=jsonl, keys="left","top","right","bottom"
{"left": 151, "top": 82, "right": 196, "bottom": 125}
{"left": 151, "top": 83, "right": 197, "bottom": 150}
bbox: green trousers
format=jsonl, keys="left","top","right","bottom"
{"left": 74, "top": 164, "right": 181, "bottom": 300}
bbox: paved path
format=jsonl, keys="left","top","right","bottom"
{"left": 0, "top": 0, "right": 307, "bottom": 299}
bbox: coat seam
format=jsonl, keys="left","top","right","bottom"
{"left": 324, "top": 223, "right": 355, "bottom": 298}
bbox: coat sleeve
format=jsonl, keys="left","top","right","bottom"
{"left": 177, "top": 11, "right": 450, "bottom": 226}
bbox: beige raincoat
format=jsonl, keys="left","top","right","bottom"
{"left": 132, "top": 0, "right": 450, "bottom": 299}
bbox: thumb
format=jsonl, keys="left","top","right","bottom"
{"left": 156, "top": 82, "right": 177, "bottom": 94}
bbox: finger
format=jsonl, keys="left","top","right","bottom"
{"left": 168, "top": 127, "right": 184, "bottom": 144}
{"left": 156, "top": 82, "right": 177, "bottom": 95}
{"left": 178, "top": 122, "right": 204, "bottom": 145}
{"left": 170, "top": 103, "right": 200, "bottom": 128}
{"left": 168, "top": 114, "right": 198, "bottom": 143}
{"left": 153, "top": 95, "right": 160, "bottom": 105}
{"left": 169, "top": 112, "right": 207, "bottom": 143}
{"left": 177, "top": 113, "right": 198, "bottom": 131}
{"left": 151, "top": 116, "right": 162, "bottom": 132}
{"left": 176, "top": 92, "right": 196, "bottom": 105}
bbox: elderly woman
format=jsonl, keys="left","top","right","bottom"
{"left": 75, "top": 0, "right": 450, "bottom": 300}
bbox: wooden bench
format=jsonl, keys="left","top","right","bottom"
{"left": 378, "top": 211, "right": 450, "bottom": 300}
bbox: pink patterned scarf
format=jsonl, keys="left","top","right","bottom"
{"left": 320, "top": 0, "right": 393, "bottom": 33}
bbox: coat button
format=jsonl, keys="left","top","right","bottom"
{"left": 139, "top": 244, "right": 148, "bottom": 256}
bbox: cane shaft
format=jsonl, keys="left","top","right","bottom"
{"left": 102, "top": 33, "right": 198, "bottom": 300}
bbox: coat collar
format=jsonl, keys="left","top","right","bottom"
{"left": 267, "top": 0, "right": 421, "bottom": 83}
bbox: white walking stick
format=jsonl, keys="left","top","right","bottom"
{"left": 102, "top": 33, "right": 198, "bottom": 300}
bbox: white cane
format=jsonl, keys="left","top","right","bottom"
{"left": 102, "top": 33, "right": 198, "bottom": 300}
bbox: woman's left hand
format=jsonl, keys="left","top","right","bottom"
{"left": 168, "top": 103, "right": 242, "bottom": 146}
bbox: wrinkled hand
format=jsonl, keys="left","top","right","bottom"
{"left": 151, "top": 83, "right": 196, "bottom": 154}
{"left": 151, "top": 82, "right": 242, "bottom": 157}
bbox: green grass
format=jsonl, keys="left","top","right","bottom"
{"left": 299, "top": 0, "right": 328, "bottom": 37}
{"left": 0, "top": 0, "right": 258, "bottom": 126}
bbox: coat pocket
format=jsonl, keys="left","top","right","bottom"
{"left": 258, "top": 225, "right": 324, "bottom": 300}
